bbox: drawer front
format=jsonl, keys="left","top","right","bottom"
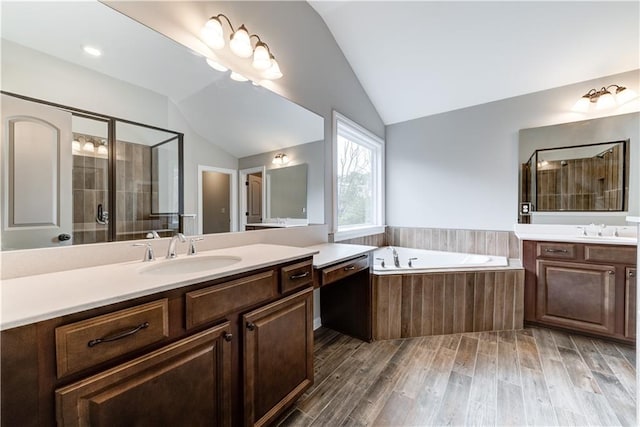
{"left": 584, "top": 245, "right": 637, "bottom": 265}
{"left": 322, "top": 255, "right": 370, "bottom": 286}
{"left": 281, "top": 260, "right": 314, "bottom": 293}
{"left": 55, "top": 299, "right": 169, "bottom": 378}
{"left": 186, "top": 270, "right": 278, "bottom": 329}
{"left": 537, "top": 242, "right": 577, "bottom": 260}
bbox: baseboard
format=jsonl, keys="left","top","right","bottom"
{"left": 313, "top": 317, "right": 322, "bottom": 330}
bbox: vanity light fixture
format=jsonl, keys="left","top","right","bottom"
{"left": 572, "top": 84, "right": 638, "bottom": 112}
{"left": 81, "top": 137, "right": 95, "bottom": 153}
{"left": 200, "top": 13, "right": 283, "bottom": 80}
{"left": 206, "top": 58, "right": 228, "bottom": 72}
{"left": 96, "top": 140, "right": 108, "bottom": 156}
{"left": 272, "top": 153, "right": 289, "bottom": 165}
{"left": 229, "top": 71, "right": 248, "bottom": 82}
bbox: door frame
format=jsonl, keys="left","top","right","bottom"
{"left": 239, "top": 166, "right": 266, "bottom": 230}
{"left": 197, "top": 165, "right": 238, "bottom": 234}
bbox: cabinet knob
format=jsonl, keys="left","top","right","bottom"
{"left": 630, "top": 271, "right": 636, "bottom": 278}
{"left": 223, "top": 332, "right": 233, "bottom": 342}
{"left": 608, "top": 270, "right": 615, "bottom": 275}
{"left": 246, "top": 322, "right": 256, "bottom": 331}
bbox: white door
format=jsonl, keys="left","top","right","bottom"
{"left": 1, "top": 95, "right": 73, "bottom": 250}
{"left": 247, "top": 173, "right": 262, "bottom": 224}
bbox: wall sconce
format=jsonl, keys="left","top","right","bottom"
{"left": 272, "top": 153, "right": 289, "bottom": 165}
{"left": 201, "top": 13, "right": 282, "bottom": 81}
{"left": 572, "top": 84, "right": 638, "bottom": 112}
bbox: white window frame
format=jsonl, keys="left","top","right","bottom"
{"left": 332, "top": 111, "right": 385, "bottom": 241}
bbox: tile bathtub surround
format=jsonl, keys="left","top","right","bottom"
{"left": 333, "top": 233, "right": 386, "bottom": 247}
{"left": 373, "top": 270, "right": 524, "bottom": 340}
{"left": 386, "top": 226, "right": 520, "bottom": 259}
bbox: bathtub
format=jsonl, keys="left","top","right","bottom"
{"left": 373, "top": 246, "right": 508, "bottom": 273}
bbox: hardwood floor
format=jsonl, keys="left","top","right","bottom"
{"left": 277, "top": 327, "right": 636, "bottom": 426}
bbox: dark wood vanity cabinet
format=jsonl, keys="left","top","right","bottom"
{"left": 0, "top": 256, "right": 314, "bottom": 427}
{"left": 523, "top": 240, "right": 636, "bottom": 343}
{"left": 625, "top": 268, "right": 636, "bottom": 339}
{"left": 56, "top": 323, "right": 232, "bottom": 427}
{"left": 317, "top": 254, "right": 372, "bottom": 342}
{"left": 243, "top": 287, "right": 313, "bottom": 427}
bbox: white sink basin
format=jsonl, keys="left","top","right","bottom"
{"left": 139, "top": 255, "right": 242, "bottom": 275}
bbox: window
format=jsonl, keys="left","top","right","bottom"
{"left": 333, "top": 111, "right": 384, "bottom": 238}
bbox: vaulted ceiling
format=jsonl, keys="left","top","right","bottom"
{"left": 309, "top": 1, "right": 640, "bottom": 125}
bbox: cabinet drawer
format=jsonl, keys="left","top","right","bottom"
{"left": 281, "top": 260, "right": 314, "bottom": 293}
{"left": 584, "top": 245, "right": 637, "bottom": 265}
{"left": 186, "top": 270, "right": 278, "bottom": 329}
{"left": 55, "top": 299, "right": 169, "bottom": 378}
{"left": 322, "top": 255, "right": 369, "bottom": 287}
{"left": 537, "top": 242, "right": 577, "bottom": 260}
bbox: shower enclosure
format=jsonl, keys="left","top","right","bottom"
{"left": 71, "top": 114, "right": 183, "bottom": 244}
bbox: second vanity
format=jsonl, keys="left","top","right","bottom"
{"left": 516, "top": 224, "right": 637, "bottom": 344}
{"left": 1, "top": 244, "right": 318, "bottom": 427}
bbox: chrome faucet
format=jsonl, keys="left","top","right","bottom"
{"left": 390, "top": 247, "right": 400, "bottom": 268}
{"left": 166, "top": 233, "right": 186, "bottom": 259}
{"left": 598, "top": 224, "right": 606, "bottom": 237}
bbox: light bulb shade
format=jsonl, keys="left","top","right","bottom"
{"left": 264, "top": 55, "right": 283, "bottom": 79}
{"left": 252, "top": 42, "right": 271, "bottom": 70}
{"left": 206, "top": 58, "right": 228, "bottom": 72}
{"left": 571, "top": 96, "right": 591, "bottom": 113}
{"left": 72, "top": 139, "right": 81, "bottom": 152}
{"left": 201, "top": 17, "right": 225, "bottom": 49}
{"left": 229, "top": 25, "right": 253, "bottom": 58}
{"left": 230, "top": 71, "right": 248, "bottom": 82}
{"left": 615, "top": 87, "right": 638, "bottom": 105}
{"left": 97, "top": 144, "right": 108, "bottom": 156}
{"left": 596, "top": 91, "right": 616, "bottom": 110}
{"left": 82, "top": 141, "right": 95, "bottom": 152}
{"left": 272, "top": 153, "right": 289, "bottom": 165}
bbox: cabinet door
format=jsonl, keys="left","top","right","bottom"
{"left": 625, "top": 268, "right": 637, "bottom": 339}
{"left": 243, "top": 287, "right": 313, "bottom": 427}
{"left": 56, "top": 323, "right": 232, "bottom": 427}
{"left": 536, "top": 260, "right": 616, "bottom": 335}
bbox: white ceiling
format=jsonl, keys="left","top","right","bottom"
{"left": 1, "top": 1, "right": 324, "bottom": 158}
{"left": 310, "top": 1, "right": 640, "bottom": 125}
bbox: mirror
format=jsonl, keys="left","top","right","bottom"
{"left": 1, "top": 1, "right": 324, "bottom": 249}
{"left": 518, "top": 112, "right": 638, "bottom": 224}
{"left": 266, "top": 164, "right": 308, "bottom": 220}
{"left": 523, "top": 141, "right": 627, "bottom": 212}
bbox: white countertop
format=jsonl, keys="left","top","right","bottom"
{"left": 0, "top": 244, "right": 318, "bottom": 331}
{"left": 307, "top": 243, "right": 377, "bottom": 269}
{"left": 514, "top": 224, "right": 638, "bottom": 246}
{"left": 627, "top": 216, "right": 640, "bottom": 223}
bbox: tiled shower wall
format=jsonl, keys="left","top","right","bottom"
{"left": 335, "top": 226, "right": 520, "bottom": 259}
{"left": 115, "top": 140, "right": 174, "bottom": 241}
{"left": 72, "top": 153, "right": 109, "bottom": 244}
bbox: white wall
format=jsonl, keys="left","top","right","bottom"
{"left": 386, "top": 69, "right": 640, "bottom": 231}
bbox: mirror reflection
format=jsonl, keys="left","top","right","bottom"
{"left": 523, "top": 141, "right": 627, "bottom": 212}
{"left": 518, "top": 112, "right": 638, "bottom": 224}
{"left": 1, "top": 1, "right": 324, "bottom": 250}
{"left": 266, "top": 164, "right": 308, "bottom": 220}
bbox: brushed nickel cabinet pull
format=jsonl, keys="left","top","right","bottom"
{"left": 344, "top": 265, "right": 356, "bottom": 271}
{"left": 246, "top": 322, "right": 256, "bottom": 331}
{"left": 87, "top": 322, "right": 150, "bottom": 348}
{"left": 544, "top": 248, "right": 568, "bottom": 253}
{"left": 630, "top": 271, "right": 635, "bottom": 278}
{"left": 223, "top": 332, "right": 233, "bottom": 342}
{"left": 608, "top": 271, "right": 615, "bottom": 275}
{"left": 290, "top": 271, "right": 310, "bottom": 280}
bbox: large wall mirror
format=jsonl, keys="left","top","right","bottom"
{"left": 1, "top": 1, "right": 324, "bottom": 250}
{"left": 518, "top": 112, "right": 639, "bottom": 224}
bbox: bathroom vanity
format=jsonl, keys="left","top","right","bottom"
{"left": 309, "top": 243, "right": 377, "bottom": 342}
{"left": 520, "top": 236, "right": 637, "bottom": 343}
{"left": 1, "top": 244, "right": 316, "bottom": 427}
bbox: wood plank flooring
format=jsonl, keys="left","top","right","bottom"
{"left": 277, "top": 327, "right": 636, "bottom": 426}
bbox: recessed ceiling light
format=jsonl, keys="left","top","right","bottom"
{"left": 83, "top": 46, "right": 102, "bottom": 57}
